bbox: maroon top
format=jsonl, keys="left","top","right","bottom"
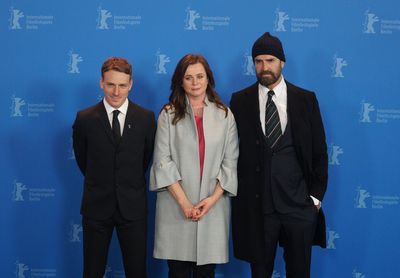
{"left": 195, "top": 116, "right": 205, "bottom": 180}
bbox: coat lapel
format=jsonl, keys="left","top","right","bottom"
{"left": 247, "top": 83, "right": 265, "bottom": 140}
{"left": 286, "top": 82, "right": 307, "bottom": 166}
{"left": 124, "top": 101, "right": 136, "bottom": 132}
{"left": 120, "top": 100, "right": 137, "bottom": 145}
{"left": 96, "top": 102, "right": 114, "bottom": 144}
{"left": 286, "top": 82, "right": 303, "bottom": 146}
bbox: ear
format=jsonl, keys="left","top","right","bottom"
{"left": 128, "top": 79, "right": 133, "bottom": 91}
{"left": 100, "top": 78, "right": 104, "bottom": 89}
{"left": 281, "top": 61, "right": 285, "bottom": 69}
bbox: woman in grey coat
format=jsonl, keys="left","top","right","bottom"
{"left": 150, "top": 54, "right": 238, "bottom": 277}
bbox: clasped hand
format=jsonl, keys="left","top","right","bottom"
{"left": 181, "top": 196, "right": 216, "bottom": 222}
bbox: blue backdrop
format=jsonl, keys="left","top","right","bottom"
{"left": 2, "top": 0, "right": 399, "bottom": 277}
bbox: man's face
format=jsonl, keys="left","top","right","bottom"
{"left": 100, "top": 70, "right": 132, "bottom": 108}
{"left": 254, "top": 54, "right": 284, "bottom": 89}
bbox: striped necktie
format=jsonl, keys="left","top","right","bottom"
{"left": 265, "top": 90, "right": 282, "bottom": 148}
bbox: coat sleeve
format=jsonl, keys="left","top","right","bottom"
{"left": 72, "top": 112, "right": 87, "bottom": 176}
{"left": 149, "top": 109, "right": 182, "bottom": 191}
{"left": 309, "top": 93, "right": 328, "bottom": 201}
{"left": 216, "top": 109, "right": 239, "bottom": 197}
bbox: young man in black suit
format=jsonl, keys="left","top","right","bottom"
{"left": 230, "top": 32, "right": 328, "bottom": 278}
{"left": 73, "top": 57, "right": 156, "bottom": 278}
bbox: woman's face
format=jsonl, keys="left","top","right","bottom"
{"left": 182, "top": 63, "right": 208, "bottom": 100}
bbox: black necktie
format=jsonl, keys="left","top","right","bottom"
{"left": 112, "top": 110, "right": 121, "bottom": 142}
{"left": 265, "top": 90, "right": 282, "bottom": 148}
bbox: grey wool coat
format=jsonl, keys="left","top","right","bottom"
{"left": 150, "top": 97, "right": 238, "bottom": 265}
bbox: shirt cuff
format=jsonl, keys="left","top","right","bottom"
{"left": 310, "top": 195, "right": 321, "bottom": 206}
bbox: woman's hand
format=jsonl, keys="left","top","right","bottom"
{"left": 192, "top": 181, "right": 224, "bottom": 221}
{"left": 179, "top": 198, "right": 197, "bottom": 219}
{"left": 192, "top": 196, "right": 217, "bottom": 221}
{"left": 168, "top": 182, "right": 201, "bottom": 220}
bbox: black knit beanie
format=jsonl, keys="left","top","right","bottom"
{"left": 252, "top": 32, "right": 286, "bottom": 62}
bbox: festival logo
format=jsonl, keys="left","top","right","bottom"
{"left": 15, "top": 261, "right": 29, "bottom": 278}
{"left": 14, "top": 260, "right": 56, "bottom": 277}
{"left": 184, "top": 7, "right": 200, "bottom": 30}
{"left": 243, "top": 53, "right": 255, "bottom": 76}
{"left": 9, "top": 7, "right": 24, "bottom": 30}
{"left": 10, "top": 95, "right": 26, "bottom": 117}
{"left": 96, "top": 5, "right": 141, "bottom": 30}
{"left": 184, "top": 6, "right": 230, "bottom": 31}
{"left": 272, "top": 7, "right": 319, "bottom": 32}
{"left": 359, "top": 100, "right": 375, "bottom": 123}
{"left": 11, "top": 179, "right": 56, "bottom": 202}
{"left": 363, "top": 10, "right": 379, "bottom": 34}
{"left": 274, "top": 9, "right": 290, "bottom": 32}
{"left": 355, "top": 186, "right": 370, "bottom": 208}
{"left": 331, "top": 55, "right": 348, "bottom": 78}
{"left": 155, "top": 51, "right": 171, "bottom": 74}
{"left": 69, "top": 221, "right": 83, "bottom": 243}
{"left": 326, "top": 228, "right": 340, "bottom": 249}
{"left": 359, "top": 99, "right": 400, "bottom": 124}
{"left": 102, "top": 266, "right": 125, "bottom": 278}
{"left": 67, "top": 50, "right": 83, "bottom": 74}
{"left": 352, "top": 268, "right": 366, "bottom": 278}
{"left": 354, "top": 185, "right": 399, "bottom": 209}
{"left": 8, "top": 6, "right": 53, "bottom": 30}
{"left": 272, "top": 270, "right": 283, "bottom": 278}
{"left": 329, "top": 143, "right": 343, "bottom": 166}
{"left": 12, "top": 180, "right": 28, "bottom": 201}
{"left": 9, "top": 93, "right": 55, "bottom": 118}
{"left": 97, "top": 6, "right": 112, "bottom": 29}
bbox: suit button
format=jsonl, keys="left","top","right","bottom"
{"left": 255, "top": 140, "right": 260, "bottom": 145}
{"left": 115, "top": 184, "right": 119, "bottom": 188}
{"left": 255, "top": 166, "right": 260, "bottom": 172}
{"left": 255, "top": 194, "right": 260, "bottom": 198}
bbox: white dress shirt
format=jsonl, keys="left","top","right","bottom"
{"left": 103, "top": 98, "right": 128, "bottom": 136}
{"left": 258, "top": 75, "right": 287, "bottom": 135}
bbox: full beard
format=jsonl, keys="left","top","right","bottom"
{"left": 256, "top": 70, "right": 280, "bottom": 87}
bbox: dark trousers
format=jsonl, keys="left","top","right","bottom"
{"left": 168, "top": 260, "right": 215, "bottom": 278}
{"left": 82, "top": 208, "right": 147, "bottom": 278}
{"left": 251, "top": 210, "right": 317, "bottom": 278}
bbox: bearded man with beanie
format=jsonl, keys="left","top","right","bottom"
{"left": 230, "top": 32, "right": 328, "bottom": 278}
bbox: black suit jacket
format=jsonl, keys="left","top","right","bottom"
{"left": 230, "top": 81, "right": 328, "bottom": 263}
{"left": 73, "top": 100, "right": 156, "bottom": 221}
